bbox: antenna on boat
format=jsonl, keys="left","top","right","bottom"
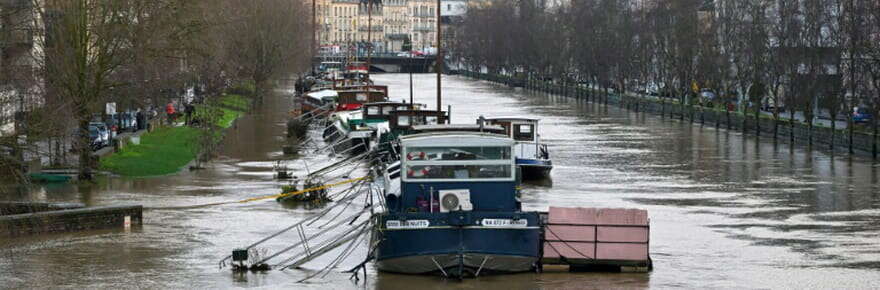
{"left": 435, "top": 0, "right": 442, "bottom": 113}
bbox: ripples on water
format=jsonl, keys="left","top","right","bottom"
{"left": 1, "top": 74, "right": 879, "bottom": 289}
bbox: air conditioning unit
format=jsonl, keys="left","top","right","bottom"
{"left": 439, "top": 189, "right": 472, "bottom": 213}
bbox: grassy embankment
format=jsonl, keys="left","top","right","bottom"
{"left": 99, "top": 94, "right": 251, "bottom": 177}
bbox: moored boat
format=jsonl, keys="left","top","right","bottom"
{"left": 484, "top": 117, "right": 552, "bottom": 180}
{"left": 374, "top": 131, "right": 542, "bottom": 277}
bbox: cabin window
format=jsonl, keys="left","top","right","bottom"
{"left": 367, "top": 106, "right": 380, "bottom": 115}
{"left": 407, "top": 165, "right": 511, "bottom": 180}
{"left": 356, "top": 93, "right": 367, "bottom": 101}
{"left": 383, "top": 105, "right": 395, "bottom": 115}
{"left": 406, "top": 146, "right": 510, "bottom": 160}
{"left": 425, "top": 116, "right": 438, "bottom": 124}
{"left": 514, "top": 124, "right": 534, "bottom": 141}
{"left": 398, "top": 116, "right": 411, "bottom": 126}
{"left": 410, "top": 116, "right": 426, "bottom": 126}
{"left": 397, "top": 106, "right": 409, "bottom": 111}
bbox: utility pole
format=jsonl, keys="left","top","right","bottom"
{"left": 436, "top": 0, "right": 442, "bottom": 113}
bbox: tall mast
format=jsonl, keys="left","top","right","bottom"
{"left": 312, "top": 0, "right": 318, "bottom": 73}
{"left": 366, "top": 0, "right": 373, "bottom": 79}
{"left": 409, "top": 54, "right": 414, "bottom": 104}
{"left": 435, "top": 0, "right": 442, "bottom": 113}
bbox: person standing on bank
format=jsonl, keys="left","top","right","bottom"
{"left": 166, "top": 101, "right": 176, "bottom": 125}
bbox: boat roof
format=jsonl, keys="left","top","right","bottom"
{"left": 401, "top": 131, "right": 512, "bottom": 143}
{"left": 412, "top": 124, "right": 505, "bottom": 132}
{"left": 364, "top": 101, "right": 414, "bottom": 106}
{"left": 484, "top": 117, "right": 540, "bottom": 123}
{"left": 337, "top": 88, "right": 384, "bottom": 93}
{"left": 307, "top": 90, "right": 338, "bottom": 98}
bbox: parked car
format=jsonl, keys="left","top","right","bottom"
{"left": 761, "top": 97, "right": 785, "bottom": 112}
{"left": 89, "top": 122, "right": 110, "bottom": 149}
{"left": 699, "top": 88, "right": 717, "bottom": 101}
{"left": 853, "top": 107, "right": 873, "bottom": 124}
{"left": 645, "top": 82, "right": 662, "bottom": 96}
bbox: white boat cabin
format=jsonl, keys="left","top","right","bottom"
{"left": 484, "top": 117, "right": 546, "bottom": 161}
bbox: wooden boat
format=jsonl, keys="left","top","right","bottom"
{"left": 28, "top": 173, "right": 72, "bottom": 183}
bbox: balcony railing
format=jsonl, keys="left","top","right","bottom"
{"left": 358, "top": 25, "right": 384, "bottom": 32}
{"left": 413, "top": 24, "right": 434, "bottom": 32}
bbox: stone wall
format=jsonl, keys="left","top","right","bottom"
{"left": 0, "top": 201, "right": 84, "bottom": 216}
{"left": 462, "top": 71, "right": 879, "bottom": 157}
{"left": 0, "top": 205, "right": 143, "bottom": 238}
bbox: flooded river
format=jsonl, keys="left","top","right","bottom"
{"left": 2, "top": 73, "right": 880, "bottom": 289}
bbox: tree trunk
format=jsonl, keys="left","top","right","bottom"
{"left": 77, "top": 117, "right": 92, "bottom": 181}
{"left": 726, "top": 107, "right": 730, "bottom": 129}
{"left": 873, "top": 117, "right": 877, "bottom": 159}
{"left": 773, "top": 108, "right": 779, "bottom": 140}
{"left": 679, "top": 96, "right": 685, "bottom": 121}
{"left": 809, "top": 119, "right": 814, "bottom": 146}
{"left": 790, "top": 110, "right": 795, "bottom": 143}
{"left": 848, "top": 118, "right": 854, "bottom": 154}
{"left": 755, "top": 109, "right": 760, "bottom": 137}
{"left": 661, "top": 100, "right": 666, "bottom": 118}
{"left": 830, "top": 113, "right": 836, "bottom": 150}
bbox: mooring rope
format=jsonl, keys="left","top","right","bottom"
{"left": 145, "top": 176, "right": 371, "bottom": 211}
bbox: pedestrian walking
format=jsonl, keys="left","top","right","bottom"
{"left": 184, "top": 102, "right": 194, "bottom": 126}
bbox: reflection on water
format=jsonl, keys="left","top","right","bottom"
{"left": 1, "top": 74, "right": 879, "bottom": 289}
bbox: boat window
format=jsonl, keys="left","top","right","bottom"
{"left": 425, "top": 116, "right": 438, "bottom": 124}
{"left": 356, "top": 93, "right": 367, "bottom": 101}
{"left": 410, "top": 116, "right": 426, "bottom": 125}
{"left": 383, "top": 105, "right": 395, "bottom": 115}
{"left": 514, "top": 124, "right": 534, "bottom": 141}
{"left": 406, "top": 165, "right": 511, "bottom": 179}
{"left": 397, "top": 106, "right": 409, "bottom": 111}
{"left": 398, "top": 116, "right": 411, "bottom": 126}
{"left": 367, "top": 106, "right": 380, "bottom": 115}
{"left": 406, "top": 146, "right": 510, "bottom": 160}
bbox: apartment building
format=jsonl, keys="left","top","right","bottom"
{"left": 0, "top": 0, "right": 42, "bottom": 137}
{"left": 316, "top": 0, "right": 476, "bottom": 53}
{"left": 408, "top": 0, "right": 436, "bottom": 51}
{"left": 384, "top": 0, "right": 409, "bottom": 52}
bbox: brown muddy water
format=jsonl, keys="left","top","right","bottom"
{"left": 2, "top": 73, "right": 880, "bottom": 289}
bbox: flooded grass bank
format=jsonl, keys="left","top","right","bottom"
{"left": 99, "top": 94, "right": 252, "bottom": 177}
{"left": 98, "top": 126, "right": 200, "bottom": 176}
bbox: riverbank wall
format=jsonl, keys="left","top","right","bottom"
{"left": 460, "top": 71, "right": 879, "bottom": 158}
{"left": 0, "top": 203, "right": 142, "bottom": 238}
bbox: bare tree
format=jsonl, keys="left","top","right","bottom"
{"left": 222, "top": 0, "right": 311, "bottom": 104}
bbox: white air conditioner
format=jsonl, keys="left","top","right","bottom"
{"left": 439, "top": 189, "right": 472, "bottom": 213}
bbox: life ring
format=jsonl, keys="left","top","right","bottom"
{"left": 407, "top": 167, "right": 430, "bottom": 178}
{"left": 406, "top": 151, "right": 426, "bottom": 160}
